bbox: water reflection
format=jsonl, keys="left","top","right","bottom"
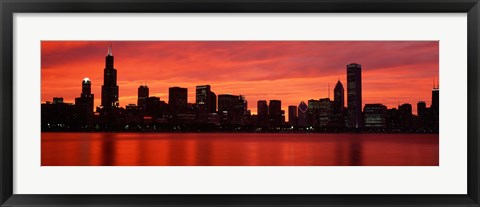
{"left": 41, "top": 133, "right": 439, "bottom": 166}
{"left": 349, "top": 137, "right": 363, "bottom": 166}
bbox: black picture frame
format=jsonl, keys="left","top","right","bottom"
{"left": 1, "top": 0, "right": 479, "bottom": 206}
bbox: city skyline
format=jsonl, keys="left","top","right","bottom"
{"left": 42, "top": 41, "right": 439, "bottom": 118}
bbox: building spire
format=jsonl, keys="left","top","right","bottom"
{"left": 107, "top": 44, "right": 113, "bottom": 56}
{"left": 328, "top": 83, "right": 330, "bottom": 99}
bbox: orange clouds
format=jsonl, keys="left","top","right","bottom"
{"left": 41, "top": 41, "right": 438, "bottom": 117}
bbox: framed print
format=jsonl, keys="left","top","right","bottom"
{"left": 1, "top": 0, "right": 479, "bottom": 206}
{"left": 39, "top": 40, "right": 440, "bottom": 167}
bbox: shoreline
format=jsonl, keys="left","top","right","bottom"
{"left": 40, "top": 130, "right": 439, "bottom": 135}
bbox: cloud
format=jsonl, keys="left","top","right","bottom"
{"left": 41, "top": 41, "right": 438, "bottom": 116}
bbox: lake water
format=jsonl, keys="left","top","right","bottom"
{"left": 41, "top": 133, "right": 439, "bottom": 166}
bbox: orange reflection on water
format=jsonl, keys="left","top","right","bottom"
{"left": 41, "top": 133, "right": 439, "bottom": 166}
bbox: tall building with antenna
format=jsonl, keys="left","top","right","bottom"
{"left": 101, "top": 45, "right": 119, "bottom": 110}
{"left": 431, "top": 78, "right": 439, "bottom": 131}
{"left": 328, "top": 83, "right": 330, "bottom": 99}
{"left": 431, "top": 78, "right": 439, "bottom": 112}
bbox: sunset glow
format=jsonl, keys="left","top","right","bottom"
{"left": 41, "top": 41, "right": 439, "bottom": 117}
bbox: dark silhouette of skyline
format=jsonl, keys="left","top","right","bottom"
{"left": 41, "top": 46, "right": 439, "bottom": 133}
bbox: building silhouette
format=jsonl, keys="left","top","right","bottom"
{"left": 269, "top": 100, "right": 282, "bottom": 127}
{"left": 318, "top": 98, "right": 334, "bottom": 127}
{"left": 75, "top": 78, "right": 94, "bottom": 113}
{"left": 333, "top": 80, "right": 345, "bottom": 127}
{"left": 432, "top": 86, "right": 439, "bottom": 111}
{"left": 386, "top": 108, "right": 399, "bottom": 130}
{"left": 431, "top": 86, "right": 439, "bottom": 129}
{"left": 124, "top": 103, "right": 141, "bottom": 129}
{"left": 239, "top": 95, "right": 248, "bottom": 118}
{"left": 364, "top": 104, "right": 387, "bottom": 128}
{"left": 208, "top": 89, "right": 217, "bottom": 113}
{"left": 417, "top": 101, "right": 427, "bottom": 118}
{"left": 41, "top": 48, "right": 440, "bottom": 133}
{"left": 257, "top": 100, "right": 269, "bottom": 127}
{"left": 101, "top": 46, "right": 119, "bottom": 111}
{"left": 297, "top": 101, "right": 308, "bottom": 127}
{"left": 288, "top": 105, "right": 297, "bottom": 127}
{"left": 145, "top": 96, "right": 166, "bottom": 117}
{"left": 168, "top": 87, "right": 188, "bottom": 114}
{"left": 42, "top": 97, "right": 76, "bottom": 130}
{"left": 218, "top": 94, "right": 247, "bottom": 124}
{"left": 346, "top": 63, "right": 363, "bottom": 128}
{"left": 137, "top": 85, "right": 149, "bottom": 112}
{"left": 75, "top": 78, "right": 94, "bottom": 127}
{"left": 218, "top": 94, "right": 239, "bottom": 112}
{"left": 416, "top": 101, "right": 427, "bottom": 130}
{"left": 196, "top": 85, "right": 217, "bottom": 114}
{"left": 334, "top": 80, "right": 345, "bottom": 113}
{"left": 307, "top": 99, "right": 321, "bottom": 128}
{"left": 398, "top": 103, "right": 413, "bottom": 130}
{"left": 53, "top": 97, "right": 63, "bottom": 104}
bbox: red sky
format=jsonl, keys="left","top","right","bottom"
{"left": 41, "top": 41, "right": 438, "bottom": 117}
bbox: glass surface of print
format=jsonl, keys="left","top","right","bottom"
{"left": 41, "top": 41, "right": 439, "bottom": 166}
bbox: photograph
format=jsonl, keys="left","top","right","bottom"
{"left": 3, "top": 0, "right": 479, "bottom": 206}
{"left": 41, "top": 41, "right": 439, "bottom": 166}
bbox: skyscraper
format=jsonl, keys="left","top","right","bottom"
{"left": 269, "top": 100, "right": 282, "bottom": 127}
{"left": 431, "top": 86, "right": 439, "bottom": 131}
{"left": 81, "top": 78, "right": 92, "bottom": 97}
{"left": 218, "top": 94, "right": 239, "bottom": 113}
{"left": 168, "top": 87, "right": 188, "bottom": 114}
{"left": 145, "top": 96, "right": 161, "bottom": 117}
{"left": 333, "top": 80, "right": 345, "bottom": 127}
{"left": 431, "top": 87, "right": 439, "bottom": 112}
{"left": 257, "top": 100, "right": 268, "bottom": 126}
{"left": 417, "top": 101, "right": 426, "bottom": 118}
{"left": 288, "top": 105, "right": 297, "bottom": 126}
{"left": 101, "top": 46, "right": 119, "bottom": 110}
{"left": 417, "top": 101, "right": 427, "bottom": 130}
{"left": 318, "top": 98, "right": 334, "bottom": 127}
{"left": 347, "top": 63, "right": 363, "bottom": 128}
{"left": 218, "top": 94, "right": 247, "bottom": 124}
{"left": 209, "top": 91, "right": 217, "bottom": 113}
{"left": 399, "top": 103, "right": 413, "bottom": 130}
{"left": 137, "top": 85, "right": 149, "bottom": 111}
{"left": 238, "top": 95, "right": 248, "bottom": 116}
{"left": 334, "top": 80, "right": 344, "bottom": 113}
{"left": 75, "top": 78, "right": 95, "bottom": 125}
{"left": 297, "top": 101, "right": 308, "bottom": 127}
{"left": 364, "top": 104, "right": 387, "bottom": 128}
{"left": 196, "top": 85, "right": 217, "bottom": 113}
{"left": 75, "top": 78, "right": 94, "bottom": 110}
{"left": 307, "top": 99, "right": 321, "bottom": 127}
